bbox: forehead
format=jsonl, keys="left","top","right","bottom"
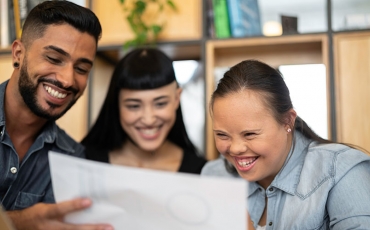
{"left": 212, "top": 90, "right": 274, "bottom": 125}
{"left": 119, "top": 82, "right": 178, "bottom": 100}
{"left": 27, "top": 23, "right": 97, "bottom": 60}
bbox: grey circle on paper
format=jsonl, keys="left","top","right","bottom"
{"left": 166, "top": 192, "right": 211, "bottom": 225}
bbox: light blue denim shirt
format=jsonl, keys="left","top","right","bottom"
{"left": 201, "top": 131, "right": 370, "bottom": 229}
{"left": 0, "top": 80, "right": 85, "bottom": 210}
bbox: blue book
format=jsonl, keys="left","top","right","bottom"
{"left": 227, "top": 0, "right": 262, "bottom": 37}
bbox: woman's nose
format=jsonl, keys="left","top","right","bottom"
{"left": 229, "top": 139, "right": 247, "bottom": 155}
{"left": 141, "top": 108, "right": 156, "bottom": 125}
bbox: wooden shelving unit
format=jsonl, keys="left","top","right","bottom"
{"left": 1, "top": 0, "right": 369, "bottom": 156}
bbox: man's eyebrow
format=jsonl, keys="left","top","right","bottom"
{"left": 44, "top": 45, "right": 69, "bottom": 57}
{"left": 44, "top": 45, "right": 93, "bottom": 66}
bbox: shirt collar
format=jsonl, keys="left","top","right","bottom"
{"left": 0, "top": 80, "right": 74, "bottom": 153}
{"left": 0, "top": 80, "right": 8, "bottom": 127}
{"left": 247, "top": 131, "right": 313, "bottom": 197}
{"left": 271, "top": 131, "right": 313, "bottom": 195}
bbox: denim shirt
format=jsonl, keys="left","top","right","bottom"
{"left": 0, "top": 80, "right": 85, "bottom": 210}
{"left": 201, "top": 132, "right": 370, "bottom": 229}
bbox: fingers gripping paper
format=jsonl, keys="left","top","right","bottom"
{"left": 48, "top": 151, "right": 247, "bottom": 230}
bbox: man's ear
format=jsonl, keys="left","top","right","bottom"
{"left": 11, "top": 40, "right": 24, "bottom": 66}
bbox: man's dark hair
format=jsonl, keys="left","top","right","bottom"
{"left": 21, "top": 0, "right": 102, "bottom": 47}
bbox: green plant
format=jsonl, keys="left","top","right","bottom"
{"left": 119, "top": 0, "right": 177, "bottom": 49}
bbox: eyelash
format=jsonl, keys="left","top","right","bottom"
{"left": 155, "top": 101, "right": 168, "bottom": 107}
{"left": 47, "top": 56, "right": 61, "bottom": 64}
{"left": 75, "top": 67, "right": 88, "bottom": 74}
{"left": 126, "top": 105, "right": 140, "bottom": 110}
{"left": 47, "top": 56, "right": 88, "bottom": 74}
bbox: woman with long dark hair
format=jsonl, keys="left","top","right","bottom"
{"left": 82, "top": 48, "right": 206, "bottom": 174}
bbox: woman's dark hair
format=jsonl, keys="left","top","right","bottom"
{"left": 210, "top": 59, "right": 332, "bottom": 173}
{"left": 21, "top": 0, "right": 102, "bottom": 47}
{"left": 82, "top": 48, "right": 198, "bottom": 156}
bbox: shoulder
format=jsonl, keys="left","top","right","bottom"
{"left": 179, "top": 150, "right": 207, "bottom": 174}
{"left": 304, "top": 142, "right": 370, "bottom": 175}
{"left": 201, "top": 158, "right": 239, "bottom": 179}
{"left": 297, "top": 142, "right": 370, "bottom": 195}
{"left": 54, "top": 126, "right": 85, "bottom": 158}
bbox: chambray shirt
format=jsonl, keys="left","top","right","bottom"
{"left": 201, "top": 132, "right": 370, "bottom": 229}
{"left": 0, "top": 80, "right": 85, "bottom": 210}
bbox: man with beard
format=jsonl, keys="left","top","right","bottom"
{"left": 0, "top": 1, "right": 113, "bottom": 230}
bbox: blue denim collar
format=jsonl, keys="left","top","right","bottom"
{"left": 248, "top": 131, "right": 313, "bottom": 197}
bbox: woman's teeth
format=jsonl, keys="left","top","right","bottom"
{"left": 237, "top": 158, "right": 257, "bottom": 167}
{"left": 141, "top": 128, "right": 159, "bottom": 135}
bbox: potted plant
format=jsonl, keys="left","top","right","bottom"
{"left": 118, "top": 0, "right": 177, "bottom": 49}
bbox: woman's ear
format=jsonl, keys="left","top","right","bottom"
{"left": 175, "top": 87, "right": 182, "bottom": 109}
{"left": 285, "top": 108, "right": 297, "bottom": 130}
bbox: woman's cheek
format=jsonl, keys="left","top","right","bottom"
{"left": 215, "top": 140, "right": 228, "bottom": 155}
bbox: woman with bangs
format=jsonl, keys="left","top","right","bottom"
{"left": 82, "top": 48, "right": 206, "bottom": 174}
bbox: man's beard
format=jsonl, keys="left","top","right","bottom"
{"left": 18, "top": 59, "right": 78, "bottom": 120}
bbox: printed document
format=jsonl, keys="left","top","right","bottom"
{"left": 49, "top": 151, "right": 247, "bottom": 230}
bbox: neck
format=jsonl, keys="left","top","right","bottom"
{"left": 122, "top": 140, "right": 172, "bottom": 160}
{"left": 109, "top": 140, "right": 183, "bottom": 171}
{"left": 5, "top": 77, "right": 47, "bottom": 137}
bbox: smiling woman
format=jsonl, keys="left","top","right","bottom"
{"left": 81, "top": 48, "right": 207, "bottom": 174}
{"left": 201, "top": 59, "right": 370, "bottom": 229}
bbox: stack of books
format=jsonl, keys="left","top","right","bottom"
{"left": 207, "top": 0, "right": 262, "bottom": 39}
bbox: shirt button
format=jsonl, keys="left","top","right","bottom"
{"left": 269, "top": 187, "right": 273, "bottom": 192}
{"left": 269, "top": 222, "right": 273, "bottom": 226}
{"left": 10, "top": 167, "right": 17, "bottom": 174}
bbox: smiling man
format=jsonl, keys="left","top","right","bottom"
{"left": 0, "top": 1, "right": 112, "bottom": 230}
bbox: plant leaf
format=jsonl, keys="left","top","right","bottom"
{"left": 119, "top": 0, "right": 125, "bottom": 4}
{"left": 151, "top": 25, "right": 162, "bottom": 36}
{"left": 167, "top": 0, "right": 177, "bottom": 11}
{"left": 134, "top": 1, "right": 146, "bottom": 14}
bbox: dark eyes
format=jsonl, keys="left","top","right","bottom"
{"left": 155, "top": 101, "right": 168, "bottom": 107}
{"left": 126, "top": 104, "right": 140, "bottom": 110}
{"left": 215, "top": 133, "right": 228, "bottom": 139}
{"left": 75, "top": 67, "right": 88, "bottom": 74}
{"left": 47, "top": 56, "right": 61, "bottom": 64}
{"left": 47, "top": 56, "right": 89, "bottom": 74}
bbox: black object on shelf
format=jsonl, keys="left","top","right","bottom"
{"left": 281, "top": 15, "right": 299, "bottom": 35}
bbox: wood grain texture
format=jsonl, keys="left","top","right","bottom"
{"left": 334, "top": 31, "right": 370, "bottom": 154}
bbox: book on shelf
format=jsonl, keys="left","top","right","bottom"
{"left": 206, "top": 0, "right": 215, "bottom": 38}
{"left": 0, "top": 0, "right": 17, "bottom": 48}
{"left": 15, "top": 0, "right": 45, "bottom": 39}
{"left": 227, "top": 0, "right": 262, "bottom": 37}
{"left": 212, "top": 0, "right": 231, "bottom": 38}
{"left": 8, "top": 0, "right": 17, "bottom": 44}
{"left": 1, "top": 0, "right": 10, "bottom": 48}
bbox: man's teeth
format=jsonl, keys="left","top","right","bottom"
{"left": 44, "top": 86, "right": 67, "bottom": 99}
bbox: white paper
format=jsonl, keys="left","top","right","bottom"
{"left": 49, "top": 151, "right": 247, "bottom": 230}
